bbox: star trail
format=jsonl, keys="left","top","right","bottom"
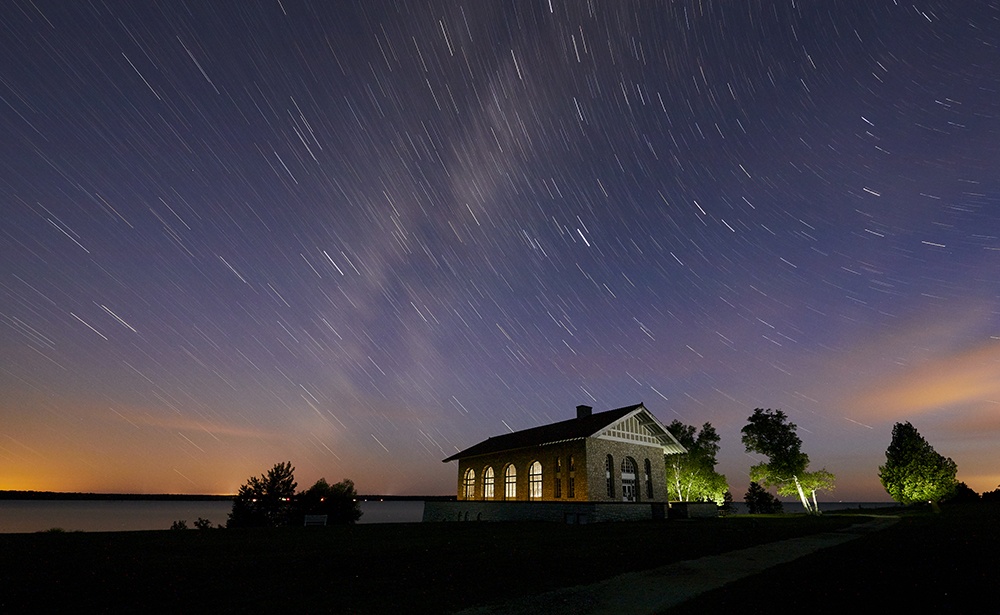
{"left": 2, "top": 1, "right": 999, "bottom": 499}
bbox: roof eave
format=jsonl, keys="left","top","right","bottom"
{"left": 442, "top": 436, "right": 586, "bottom": 463}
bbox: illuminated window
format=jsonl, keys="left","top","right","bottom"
{"left": 504, "top": 464, "right": 517, "bottom": 499}
{"left": 621, "top": 457, "right": 637, "bottom": 502}
{"left": 606, "top": 454, "right": 615, "bottom": 498}
{"left": 483, "top": 466, "right": 495, "bottom": 499}
{"left": 529, "top": 461, "right": 542, "bottom": 499}
{"left": 644, "top": 459, "right": 653, "bottom": 499}
{"left": 463, "top": 468, "right": 476, "bottom": 499}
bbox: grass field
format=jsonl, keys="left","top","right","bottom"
{"left": 0, "top": 513, "right": 855, "bottom": 614}
{"left": 1, "top": 505, "right": 996, "bottom": 613}
{"left": 666, "top": 503, "right": 1000, "bottom": 614}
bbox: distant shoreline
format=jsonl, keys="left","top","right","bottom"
{"left": 2, "top": 491, "right": 890, "bottom": 506}
{"left": 0, "top": 490, "right": 455, "bottom": 502}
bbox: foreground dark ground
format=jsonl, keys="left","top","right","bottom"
{"left": 666, "top": 503, "right": 1000, "bottom": 614}
{"left": 0, "top": 513, "right": 852, "bottom": 613}
{"left": 0, "top": 505, "right": 995, "bottom": 613}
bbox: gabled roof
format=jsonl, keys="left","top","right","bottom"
{"left": 443, "top": 403, "right": 686, "bottom": 462}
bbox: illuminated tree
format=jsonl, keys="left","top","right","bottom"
{"left": 775, "top": 468, "right": 835, "bottom": 513}
{"left": 741, "top": 408, "right": 824, "bottom": 514}
{"left": 297, "top": 478, "right": 363, "bottom": 524}
{"left": 665, "top": 421, "right": 729, "bottom": 505}
{"left": 878, "top": 422, "right": 957, "bottom": 512}
{"left": 227, "top": 461, "right": 298, "bottom": 528}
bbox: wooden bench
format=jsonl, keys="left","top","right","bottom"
{"left": 303, "top": 514, "right": 328, "bottom": 526}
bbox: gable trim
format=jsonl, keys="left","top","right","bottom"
{"left": 590, "top": 405, "right": 687, "bottom": 455}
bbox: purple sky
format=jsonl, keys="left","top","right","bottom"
{"left": 2, "top": 1, "right": 998, "bottom": 500}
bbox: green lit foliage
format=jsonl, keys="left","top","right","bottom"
{"left": 777, "top": 468, "right": 836, "bottom": 512}
{"left": 665, "top": 421, "right": 729, "bottom": 505}
{"left": 227, "top": 461, "right": 298, "bottom": 528}
{"left": 744, "top": 481, "right": 783, "bottom": 514}
{"left": 297, "top": 478, "right": 363, "bottom": 524}
{"left": 741, "top": 408, "right": 832, "bottom": 514}
{"left": 878, "top": 422, "right": 957, "bottom": 511}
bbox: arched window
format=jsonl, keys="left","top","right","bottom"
{"left": 504, "top": 464, "right": 517, "bottom": 499}
{"left": 529, "top": 461, "right": 542, "bottom": 499}
{"left": 605, "top": 454, "right": 615, "bottom": 498}
{"left": 463, "top": 468, "right": 475, "bottom": 499}
{"left": 621, "top": 457, "right": 637, "bottom": 502}
{"left": 483, "top": 466, "right": 495, "bottom": 499}
{"left": 644, "top": 458, "right": 654, "bottom": 499}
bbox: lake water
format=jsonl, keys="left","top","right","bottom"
{"left": 0, "top": 499, "right": 425, "bottom": 533}
{"left": 0, "top": 499, "right": 897, "bottom": 533}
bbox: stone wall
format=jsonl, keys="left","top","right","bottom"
{"left": 453, "top": 438, "right": 670, "bottom": 504}
{"left": 584, "top": 438, "right": 669, "bottom": 503}
{"left": 454, "top": 440, "right": 588, "bottom": 502}
{"left": 423, "top": 500, "right": 667, "bottom": 524}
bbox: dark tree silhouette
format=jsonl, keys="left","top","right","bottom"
{"left": 718, "top": 490, "right": 735, "bottom": 516}
{"left": 744, "top": 481, "right": 783, "bottom": 514}
{"left": 296, "top": 478, "right": 363, "bottom": 524}
{"left": 193, "top": 517, "right": 214, "bottom": 530}
{"left": 227, "top": 461, "right": 298, "bottom": 528}
{"left": 983, "top": 486, "right": 1000, "bottom": 504}
{"left": 947, "top": 482, "right": 980, "bottom": 504}
{"left": 878, "top": 422, "right": 957, "bottom": 512}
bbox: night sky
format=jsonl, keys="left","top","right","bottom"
{"left": 2, "top": 1, "right": 998, "bottom": 500}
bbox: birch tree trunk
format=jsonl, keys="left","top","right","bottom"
{"left": 792, "top": 475, "right": 813, "bottom": 513}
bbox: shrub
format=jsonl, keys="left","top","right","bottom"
{"left": 193, "top": 517, "right": 214, "bottom": 530}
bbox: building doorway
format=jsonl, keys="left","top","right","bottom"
{"left": 621, "top": 457, "right": 637, "bottom": 502}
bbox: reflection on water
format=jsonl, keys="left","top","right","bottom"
{"left": 0, "top": 499, "right": 425, "bottom": 533}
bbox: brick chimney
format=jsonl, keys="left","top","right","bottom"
{"left": 576, "top": 405, "right": 592, "bottom": 419}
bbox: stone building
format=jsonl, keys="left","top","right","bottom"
{"left": 424, "top": 403, "right": 688, "bottom": 523}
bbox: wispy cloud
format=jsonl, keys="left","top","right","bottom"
{"left": 854, "top": 341, "right": 1000, "bottom": 419}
